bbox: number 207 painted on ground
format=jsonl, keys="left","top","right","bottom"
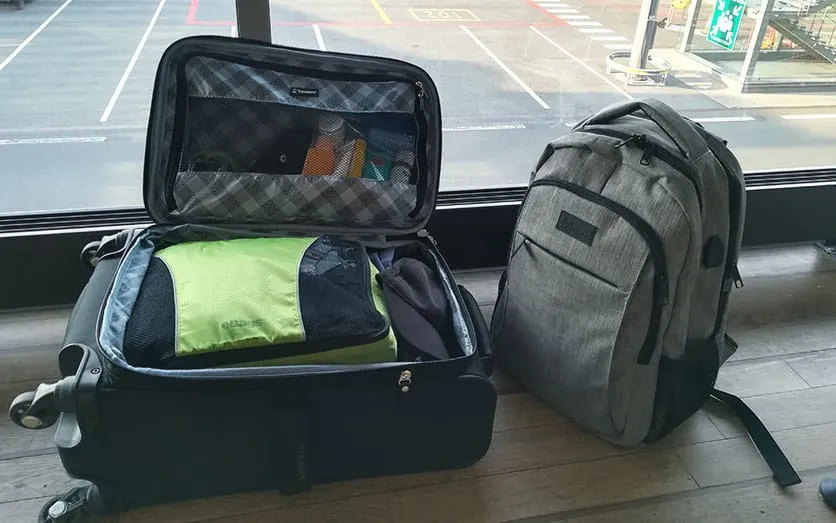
{"left": 408, "top": 8, "right": 480, "bottom": 21}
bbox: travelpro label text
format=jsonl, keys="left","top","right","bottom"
{"left": 290, "top": 87, "right": 319, "bottom": 97}
{"left": 221, "top": 319, "right": 265, "bottom": 329}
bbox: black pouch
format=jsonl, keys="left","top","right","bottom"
{"left": 376, "top": 256, "right": 459, "bottom": 362}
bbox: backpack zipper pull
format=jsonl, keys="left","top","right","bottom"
{"left": 614, "top": 134, "right": 654, "bottom": 165}
{"left": 732, "top": 264, "right": 744, "bottom": 288}
{"left": 639, "top": 136, "right": 654, "bottom": 166}
{"left": 655, "top": 271, "right": 670, "bottom": 306}
{"left": 416, "top": 82, "right": 425, "bottom": 110}
{"left": 614, "top": 134, "right": 642, "bottom": 148}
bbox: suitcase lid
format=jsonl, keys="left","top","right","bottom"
{"left": 143, "top": 36, "right": 442, "bottom": 237}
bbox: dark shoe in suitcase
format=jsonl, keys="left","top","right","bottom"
{"left": 8, "top": 35, "right": 497, "bottom": 522}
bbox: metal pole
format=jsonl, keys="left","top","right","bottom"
{"left": 235, "top": 0, "right": 272, "bottom": 43}
{"left": 738, "top": 0, "right": 776, "bottom": 89}
{"left": 630, "top": 0, "right": 662, "bottom": 69}
{"left": 679, "top": 0, "right": 704, "bottom": 53}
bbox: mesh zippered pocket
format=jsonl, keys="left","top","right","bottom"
{"left": 166, "top": 53, "right": 427, "bottom": 229}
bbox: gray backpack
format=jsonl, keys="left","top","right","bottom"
{"left": 490, "top": 98, "right": 800, "bottom": 488}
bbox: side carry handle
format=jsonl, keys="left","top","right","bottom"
{"left": 711, "top": 388, "right": 802, "bottom": 488}
{"left": 80, "top": 226, "right": 144, "bottom": 270}
{"left": 576, "top": 98, "right": 707, "bottom": 160}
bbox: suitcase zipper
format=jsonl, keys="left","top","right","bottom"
{"left": 398, "top": 369, "right": 412, "bottom": 392}
{"left": 94, "top": 226, "right": 478, "bottom": 380}
{"left": 528, "top": 178, "right": 670, "bottom": 366}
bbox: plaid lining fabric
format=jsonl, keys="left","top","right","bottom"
{"left": 150, "top": 46, "right": 427, "bottom": 229}
{"left": 172, "top": 171, "right": 419, "bottom": 227}
{"left": 180, "top": 98, "right": 307, "bottom": 172}
{"left": 185, "top": 56, "right": 416, "bottom": 114}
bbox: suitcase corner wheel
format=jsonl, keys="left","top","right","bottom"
{"left": 38, "top": 486, "right": 95, "bottom": 523}
{"left": 8, "top": 377, "right": 74, "bottom": 430}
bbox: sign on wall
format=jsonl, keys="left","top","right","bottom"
{"left": 706, "top": 0, "right": 746, "bottom": 50}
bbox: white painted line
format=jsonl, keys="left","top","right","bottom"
{"left": 578, "top": 27, "right": 615, "bottom": 33}
{"left": 0, "top": 0, "right": 73, "bottom": 74}
{"left": 443, "top": 123, "right": 527, "bottom": 132}
{"left": 567, "top": 20, "right": 602, "bottom": 26}
{"left": 530, "top": 25, "right": 633, "bottom": 100}
{"left": 312, "top": 24, "right": 326, "bottom": 50}
{"left": 538, "top": 2, "right": 570, "bottom": 6}
{"left": 0, "top": 223, "right": 151, "bottom": 240}
{"left": 547, "top": 8, "right": 579, "bottom": 13}
{"left": 460, "top": 25, "right": 550, "bottom": 109}
{"left": 591, "top": 35, "right": 627, "bottom": 41}
{"left": 558, "top": 14, "right": 591, "bottom": 19}
{"left": 691, "top": 116, "right": 755, "bottom": 123}
{"left": 567, "top": 116, "right": 756, "bottom": 127}
{"left": 230, "top": 24, "right": 237, "bottom": 37}
{"left": 604, "top": 43, "right": 634, "bottom": 50}
{"left": 781, "top": 113, "right": 836, "bottom": 120}
{"left": 100, "top": 0, "right": 168, "bottom": 123}
{"left": 0, "top": 123, "right": 145, "bottom": 134}
{"left": 0, "top": 136, "right": 107, "bottom": 145}
{"left": 747, "top": 180, "right": 836, "bottom": 191}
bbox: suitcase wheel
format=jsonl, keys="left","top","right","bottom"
{"left": 39, "top": 487, "right": 93, "bottom": 523}
{"left": 9, "top": 391, "right": 39, "bottom": 429}
{"left": 9, "top": 390, "right": 57, "bottom": 430}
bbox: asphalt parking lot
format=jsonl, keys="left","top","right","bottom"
{"left": 1, "top": 0, "right": 835, "bottom": 215}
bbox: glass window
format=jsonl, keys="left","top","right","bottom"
{"left": 1, "top": 0, "right": 834, "bottom": 217}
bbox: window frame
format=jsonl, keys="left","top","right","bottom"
{"left": 1, "top": 1, "right": 835, "bottom": 310}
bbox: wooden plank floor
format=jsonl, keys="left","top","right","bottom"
{"left": 3, "top": 244, "right": 836, "bottom": 522}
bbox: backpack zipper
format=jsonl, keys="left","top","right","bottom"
{"left": 529, "top": 178, "right": 669, "bottom": 365}
{"left": 691, "top": 124, "right": 746, "bottom": 340}
{"left": 581, "top": 128, "right": 704, "bottom": 211}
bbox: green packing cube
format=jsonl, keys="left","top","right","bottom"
{"left": 122, "top": 235, "right": 399, "bottom": 369}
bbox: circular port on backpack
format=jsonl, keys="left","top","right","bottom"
{"left": 702, "top": 235, "right": 725, "bottom": 268}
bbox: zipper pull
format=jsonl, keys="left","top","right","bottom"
{"left": 732, "top": 264, "right": 744, "bottom": 288}
{"left": 416, "top": 81, "right": 425, "bottom": 110}
{"left": 417, "top": 229, "right": 437, "bottom": 246}
{"left": 614, "top": 134, "right": 642, "bottom": 148}
{"left": 640, "top": 138, "right": 653, "bottom": 166}
{"left": 615, "top": 134, "right": 653, "bottom": 165}
{"left": 398, "top": 370, "right": 412, "bottom": 393}
{"left": 656, "top": 272, "right": 670, "bottom": 307}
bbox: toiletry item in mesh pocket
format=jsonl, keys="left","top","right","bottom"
{"left": 123, "top": 235, "right": 398, "bottom": 369}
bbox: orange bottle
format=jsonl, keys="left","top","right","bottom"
{"left": 302, "top": 136, "right": 336, "bottom": 176}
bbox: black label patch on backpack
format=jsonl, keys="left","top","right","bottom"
{"left": 290, "top": 87, "right": 319, "bottom": 98}
{"left": 556, "top": 211, "right": 597, "bottom": 246}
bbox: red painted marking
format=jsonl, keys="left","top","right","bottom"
{"left": 186, "top": 0, "right": 199, "bottom": 24}
{"left": 526, "top": 0, "right": 570, "bottom": 23}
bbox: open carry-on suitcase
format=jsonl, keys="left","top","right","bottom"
{"left": 8, "top": 35, "right": 497, "bottom": 522}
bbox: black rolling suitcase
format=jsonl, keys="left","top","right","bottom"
{"left": 8, "top": 35, "right": 497, "bottom": 522}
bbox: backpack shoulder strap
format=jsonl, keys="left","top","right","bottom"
{"left": 710, "top": 388, "right": 802, "bottom": 488}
